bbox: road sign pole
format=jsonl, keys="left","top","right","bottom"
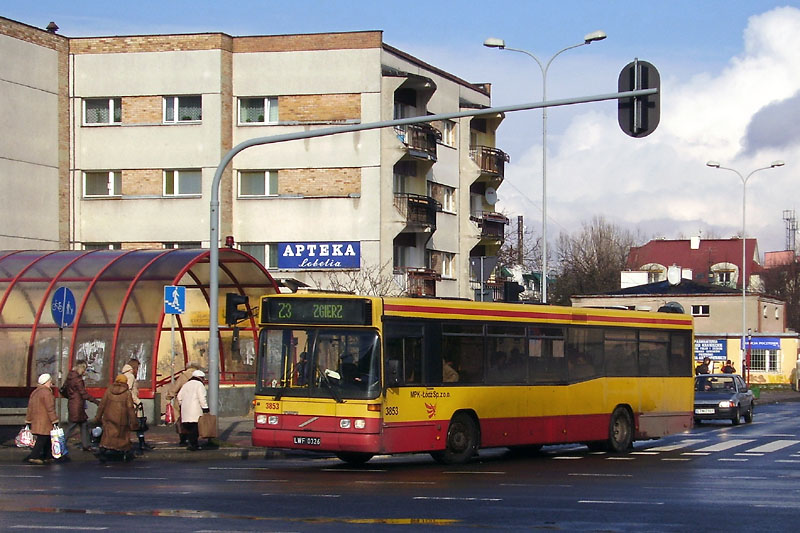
{"left": 171, "top": 314, "right": 176, "bottom": 386}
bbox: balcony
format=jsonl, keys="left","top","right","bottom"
{"left": 404, "top": 267, "right": 439, "bottom": 297}
{"left": 471, "top": 211, "right": 508, "bottom": 241}
{"left": 394, "top": 193, "right": 440, "bottom": 231}
{"left": 395, "top": 124, "right": 440, "bottom": 161}
{"left": 470, "top": 146, "right": 510, "bottom": 181}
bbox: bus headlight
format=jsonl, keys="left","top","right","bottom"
{"left": 340, "top": 419, "right": 351, "bottom": 429}
{"left": 268, "top": 415, "right": 279, "bottom": 425}
{"left": 354, "top": 419, "right": 366, "bottom": 429}
{"left": 256, "top": 414, "right": 267, "bottom": 425}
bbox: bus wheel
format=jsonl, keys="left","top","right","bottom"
{"left": 607, "top": 407, "right": 633, "bottom": 453}
{"left": 431, "top": 413, "right": 479, "bottom": 465}
{"left": 335, "top": 452, "right": 373, "bottom": 465}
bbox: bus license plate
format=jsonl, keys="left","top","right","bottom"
{"left": 694, "top": 408, "right": 715, "bottom": 415}
{"left": 294, "top": 436, "right": 321, "bottom": 446}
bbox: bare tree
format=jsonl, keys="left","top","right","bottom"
{"left": 550, "top": 216, "right": 639, "bottom": 305}
{"left": 762, "top": 258, "right": 800, "bottom": 333}
{"left": 308, "top": 261, "right": 407, "bottom": 297}
{"left": 496, "top": 215, "right": 541, "bottom": 272}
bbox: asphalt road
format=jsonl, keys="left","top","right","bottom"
{"left": 0, "top": 401, "right": 798, "bottom": 532}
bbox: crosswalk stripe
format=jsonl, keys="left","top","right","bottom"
{"left": 695, "top": 439, "right": 754, "bottom": 452}
{"left": 745, "top": 440, "right": 800, "bottom": 453}
{"left": 647, "top": 439, "right": 706, "bottom": 452}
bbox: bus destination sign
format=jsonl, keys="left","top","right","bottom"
{"left": 263, "top": 298, "right": 371, "bottom": 326}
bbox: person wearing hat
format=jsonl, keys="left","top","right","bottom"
{"left": 94, "top": 374, "right": 138, "bottom": 462}
{"left": 176, "top": 369, "right": 209, "bottom": 451}
{"left": 165, "top": 361, "right": 201, "bottom": 445}
{"left": 63, "top": 360, "right": 100, "bottom": 452}
{"left": 24, "top": 373, "right": 59, "bottom": 464}
{"left": 121, "top": 358, "right": 154, "bottom": 454}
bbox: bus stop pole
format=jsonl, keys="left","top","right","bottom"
{"left": 207, "top": 89, "right": 658, "bottom": 415}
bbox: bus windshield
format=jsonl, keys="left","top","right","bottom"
{"left": 257, "top": 327, "right": 381, "bottom": 401}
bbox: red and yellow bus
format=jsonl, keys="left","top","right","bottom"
{"left": 252, "top": 294, "right": 694, "bottom": 464}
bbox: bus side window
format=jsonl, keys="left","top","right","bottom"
{"left": 384, "top": 327, "right": 423, "bottom": 386}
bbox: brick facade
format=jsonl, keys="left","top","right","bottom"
{"left": 69, "top": 33, "right": 233, "bottom": 55}
{"left": 280, "top": 94, "right": 361, "bottom": 123}
{"left": 279, "top": 168, "right": 361, "bottom": 196}
{"left": 121, "top": 169, "right": 163, "bottom": 196}
{"left": 122, "top": 96, "right": 162, "bottom": 124}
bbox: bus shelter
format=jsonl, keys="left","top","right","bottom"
{"left": 0, "top": 249, "right": 278, "bottom": 411}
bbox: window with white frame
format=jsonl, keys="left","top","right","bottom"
{"left": 240, "top": 243, "right": 278, "bottom": 268}
{"left": 427, "top": 182, "right": 455, "bottom": 213}
{"left": 84, "top": 171, "right": 122, "bottom": 197}
{"left": 164, "top": 95, "right": 202, "bottom": 123}
{"left": 238, "top": 97, "right": 278, "bottom": 124}
{"left": 84, "top": 98, "right": 121, "bottom": 125}
{"left": 441, "top": 252, "right": 455, "bottom": 278}
{"left": 164, "top": 169, "right": 202, "bottom": 196}
{"left": 239, "top": 171, "right": 278, "bottom": 197}
{"left": 691, "top": 304, "right": 710, "bottom": 317}
{"left": 749, "top": 348, "right": 779, "bottom": 372}
{"left": 438, "top": 120, "right": 455, "bottom": 147}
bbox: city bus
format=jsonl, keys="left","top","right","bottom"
{"left": 252, "top": 294, "right": 694, "bottom": 464}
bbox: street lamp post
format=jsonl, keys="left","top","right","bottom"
{"left": 484, "top": 31, "right": 607, "bottom": 303}
{"left": 706, "top": 160, "right": 785, "bottom": 380}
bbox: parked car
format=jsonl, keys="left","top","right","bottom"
{"left": 694, "top": 374, "right": 754, "bottom": 425}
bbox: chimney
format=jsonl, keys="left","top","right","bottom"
{"left": 46, "top": 22, "right": 59, "bottom": 33}
{"left": 690, "top": 236, "right": 700, "bottom": 250}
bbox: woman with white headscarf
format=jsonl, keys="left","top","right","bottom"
{"left": 24, "top": 373, "right": 59, "bottom": 464}
{"left": 177, "top": 369, "right": 208, "bottom": 451}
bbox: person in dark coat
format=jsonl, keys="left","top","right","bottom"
{"left": 24, "top": 373, "right": 59, "bottom": 464}
{"left": 721, "top": 360, "right": 737, "bottom": 374}
{"left": 63, "top": 360, "right": 100, "bottom": 452}
{"left": 94, "top": 374, "right": 138, "bottom": 462}
{"left": 695, "top": 357, "right": 711, "bottom": 375}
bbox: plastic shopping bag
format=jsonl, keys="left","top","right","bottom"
{"left": 50, "top": 426, "right": 68, "bottom": 459}
{"left": 15, "top": 425, "right": 35, "bottom": 448}
{"left": 164, "top": 403, "right": 175, "bottom": 425}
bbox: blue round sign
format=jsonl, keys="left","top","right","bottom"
{"left": 51, "top": 287, "right": 76, "bottom": 328}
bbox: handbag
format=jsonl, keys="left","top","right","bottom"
{"left": 135, "top": 403, "right": 149, "bottom": 432}
{"left": 198, "top": 413, "right": 218, "bottom": 438}
{"left": 50, "top": 426, "right": 68, "bottom": 459}
{"left": 15, "top": 425, "right": 35, "bottom": 448}
{"left": 164, "top": 403, "right": 175, "bottom": 425}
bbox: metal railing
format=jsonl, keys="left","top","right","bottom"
{"left": 395, "top": 123, "right": 440, "bottom": 160}
{"left": 394, "top": 193, "right": 440, "bottom": 230}
{"left": 470, "top": 145, "right": 510, "bottom": 178}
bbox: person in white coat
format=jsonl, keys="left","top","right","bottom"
{"left": 177, "top": 369, "right": 208, "bottom": 451}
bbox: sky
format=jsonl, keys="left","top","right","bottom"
{"left": 4, "top": 0, "right": 799, "bottom": 257}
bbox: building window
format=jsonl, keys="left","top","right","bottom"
{"left": 84, "top": 98, "right": 121, "bottom": 125}
{"left": 84, "top": 171, "right": 122, "bottom": 197}
{"left": 164, "top": 96, "right": 202, "bottom": 123}
{"left": 428, "top": 182, "right": 455, "bottom": 213}
{"left": 691, "top": 304, "right": 709, "bottom": 317}
{"left": 240, "top": 243, "right": 278, "bottom": 268}
{"left": 441, "top": 252, "right": 455, "bottom": 278}
{"left": 394, "top": 245, "right": 412, "bottom": 270}
{"left": 239, "top": 171, "right": 278, "bottom": 197}
{"left": 238, "top": 97, "right": 278, "bottom": 124}
{"left": 749, "top": 348, "right": 779, "bottom": 372}
{"left": 163, "top": 242, "right": 201, "bottom": 249}
{"left": 83, "top": 242, "right": 121, "bottom": 250}
{"left": 164, "top": 170, "right": 202, "bottom": 196}
{"left": 438, "top": 120, "right": 455, "bottom": 147}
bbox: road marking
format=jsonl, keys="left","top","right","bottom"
{"left": 680, "top": 452, "right": 710, "bottom": 456}
{"left": 630, "top": 451, "right": 659, "bottom": 455}
{"left": 413, "top": 496, "right": 502, "bottom": 502}
{"left": 226, "top": 479, "right": 288, "bottom": 482}
{"left": 605, "top": 457, "right": 635, "bottom": 461}
{"left": 569, "top": 473, "right": 632, "bottom": 478}
{"left": 443, "top": 471, "right": 505, "bottom": 475}
{"left": 745, "top": 440, "right": 800, "bottom": 453}
{"left": 647, "top": 439, "right": 706, "bottom": 452}
{"left": 734, "top": 453, "right": 763, "bottom": 457}
{"left": 661, "top": 458, "right": 691, "bottom": 461}
{"left": 208, "top": 467, "right": 271, "bottom": 470}
{"left": 579, "top": 500, "right": 663, "bottom": 505}
{"left": 9, "top": 527, "right": 107, "bottom": 531}
{"left": 0, "top": 475, "right": 43, "bottom": 479}
{"left": 355, "top": 481, "right": 435, "bottom": 485}
{"left": 695, "top": 439, "right": 754, "bottom": 452}
{"left": 261, "top": 493, "right": 341, "bottom": 498}
{"left": 776, "top": 459, "right": 800, "bottom": 463}
{"left": 320, "top": 468, "right": 386, "bottom": 473}
{"left": 718, "top": 458, "right": 748, "bottom": 462}
{"left": 501, "top": 483, "right": 573, "bottom": 488}
{"left": 552, "top": 456, "right": 582, "bottom": 460}
{"left": 101, "top": 476, "right": 166, "bottom": 480}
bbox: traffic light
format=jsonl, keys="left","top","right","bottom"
{"left": 618, "top": 59, "right": 660, "bottom": 138}
{"left": 503, "top": 281, "right": 524, "bottom": 302}
{"left": 225, "top": 292, "right": 249, "bottom": 326}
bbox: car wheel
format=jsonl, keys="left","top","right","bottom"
{"left": 731, "top": 406, "right": 741, "bottom": 425}
{"left": 606, "top": 407, "right": 634, "bottom": 453}
{"left": 743, "top": 403, "right": 754, "bottom": 424}
{"left": 431, "top": 412, "right": 479, "bottom": 465}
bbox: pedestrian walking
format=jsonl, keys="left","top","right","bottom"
{"left": 122, "top": 358, "right": 154, "bottom": 454}
{"left": 165, "top": 362, "right": 200, "bottom": 445}
{"left": 24, "top": 373, "right": 59, "bottom": 465}
{"left": 63, "top": 360, "right": 100, "bottom": 452}
{"left": 177, "top": 369, "right": 209, "bottom": 451}
{"left": 94, "top": 374, "right": 138, "bottom": 462}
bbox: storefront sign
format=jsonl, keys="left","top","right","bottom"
{"left": 694, "top": 338, "right": 727, "bottom": 361}
{"left": 278, "top": 241, "right": 360, "bottom": 269}
{"left": 742, "top": 337, "right": 781, "bottom": 350}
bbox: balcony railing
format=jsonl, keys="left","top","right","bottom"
{"left": 403, "top": 267, "right": 439, "bottom": 297}
{"left": 470, "top": 146, "right": 510, "bottom": 180}
{"left": 394, "top": 193, "right": 440, "bottom": 230}
{"left": 470, "top": 211, "right": 508, "bottom": 240}
{"left": 395, "top": 123, "right": 440, "bottom": 161}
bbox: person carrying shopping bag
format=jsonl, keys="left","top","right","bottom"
{"left": 94, "top": 374, "right": 138, "bottom": 462}
{"left": 177, "top": 369, "right": 208, "bottom": 451}
{"left": 63, "top": 359, "right": 100, "bottom": 452}
{"left": 122, "top": 358, "right": 154, "bottom": 454}
{"left": 24, "top": 373, "right": 59, "bottom": 465}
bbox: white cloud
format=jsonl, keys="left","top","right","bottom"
{"left": 498, "top": 6, "right": 800, "bottom": 256}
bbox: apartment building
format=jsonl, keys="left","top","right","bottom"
{"left": 0, "top": 17, "right": 509, "bottom": 299}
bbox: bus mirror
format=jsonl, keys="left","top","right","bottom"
{"left": 387, "top": 360, "right": 401, "bottom": 387}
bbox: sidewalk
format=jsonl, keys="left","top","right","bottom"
{"left": 2, "top": 389, "right": 798, "bottom": 463}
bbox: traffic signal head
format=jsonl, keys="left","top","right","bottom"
{"left": 225, "top": 293, "right": 249, "bottom": 326}
{"left": 618, "top": 59, "right": 660, "bottom": 138}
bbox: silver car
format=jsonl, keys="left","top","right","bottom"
{"left": 693, "top": 374, "right": 755, "bottom": 425}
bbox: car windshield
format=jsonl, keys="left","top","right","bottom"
{"left": 257, "top": 327, "right": 381, "bottom": 401}
{"left": 695, "top": 376, "right": 735, "bottom": 392}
